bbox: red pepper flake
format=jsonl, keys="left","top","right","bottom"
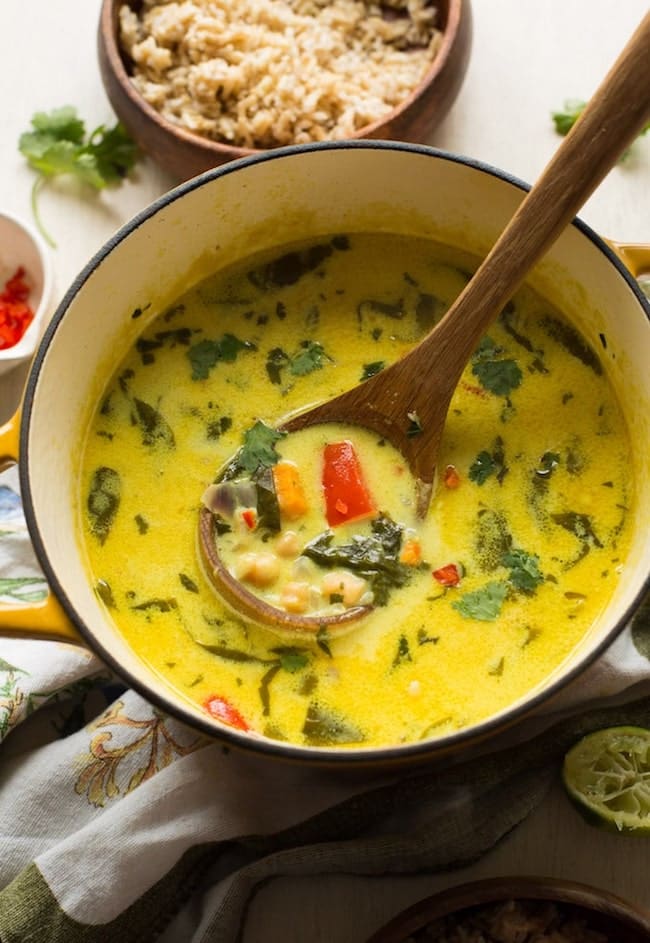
{"left": 461, "top": 381, "right": 488, "bottom": 398}
{"left": 444, "top": 464, "right": 461, "bottom": 489}
{"left": 204, "top": 694, "right": 250, "bottom": 731}
{"left": 432, "top": 563, "right": 463, "bottom": 587}
{"left": 0, "top": 267, "right": 34, "bottom": 350}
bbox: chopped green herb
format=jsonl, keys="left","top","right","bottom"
{"left": 541, "top": 316, "right": 602, "bottom": 375}
{"left": 270, "top": 647, "right": 310, "bottom": 673}
{"left": 475, "top": 508, "right": 512, "bottom": 571}
{"left": 361, "top": 361, "right": 385, "bottom": 381}
{"left": 188, "top": 333, "right": 255, "bottom": 380}
{"left": 302, "top": 703, "right": 364, "bottom": 745}
{"left": 316, "top": 626, "right": 332, "bottom": 657}
{"left": 392, "top": 634, "right": 412, "bottom": 667}
{"left": 131, "top": 597, "right": 178, "bottom": 612}
{"left": 502, "top": 548, "right": 545, "bottom": 594}
{"left": 452, "top": 581, "right": 508, "bottom": 621}
{"left": 132, "top": 398, "right": 175, "bottom": 449}
{"left": 406, "top": 410, "right": 423, "bottom": 437}
{"left": 87, "top": 466, "right": 121, "bottom": 545}
{"left": 231, "top": 420, "right": 286, "bottom": 475}
{"left": 95, "top": 579, "right": 116, "bottom": 609}
{"left": 179, "top": 573, "right": 199, "bottom": 593}
{"left": 134, "top": 514, "right": 149, "bottom": 534}
{"left": 469, "top": 436, "right": 507, "bottom": 485}
{"left": 289, "top": 340, "right": 331, "bottom": 376}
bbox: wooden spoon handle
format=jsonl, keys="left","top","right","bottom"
{"left": 424, "top": 10, "right": 650, "bottom": 375}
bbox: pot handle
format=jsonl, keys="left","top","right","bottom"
{"left": 607, "top": 240, "right": 650, "bottom": 278}
{"left": 0, "top": 410, "right": 85, "bottom": 646}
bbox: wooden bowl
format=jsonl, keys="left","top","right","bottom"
{"left": 97, "top": 0, "right": 473, "bottom": 182}
{"left": 367, "top": 877, "right": 650, "bottom": 942}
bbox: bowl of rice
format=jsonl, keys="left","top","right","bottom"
{"left": 97, "top": 0, "right": 473, "bottom": 181}
{"left": 366, "top": 877, "right": 650, "bottom": 943}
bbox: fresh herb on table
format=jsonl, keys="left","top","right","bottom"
{"left": 18, "top": 105, "right": 139, "bottom": 248}
{"left": 552, "top": 98, "right": 650, "bottom": 157}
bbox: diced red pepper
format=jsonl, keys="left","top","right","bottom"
{"left": 241, "top": 508, "right": 257, "bottom": 530}
{"left": 443, "top": 465, "right": 461, "bottom": 489}
{"left": 0, "top": 266, "right": 34, "bottom": 351}
{"left": 204, "top": 695, "right": 250, "bottom": 731}
{"left": 432, "top": 563, "right": 463, "bottom": 586}
{"left": 322, "top": 440, "right": 376, "bottom": 527}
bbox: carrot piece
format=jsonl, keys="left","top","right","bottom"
{"left": 400, "top": 538, "right": 422, "bottom": 566}
{"left": 322, "top": 440, "right": 376, "bottom": 527}
{"left": 272, "top": 460, "right": 309, "bottom": 520}
{"left": 444, "top": 464, "right": 461, "bottom": 489}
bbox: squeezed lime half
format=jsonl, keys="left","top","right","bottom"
{"left": 562, "top": 726, "right": 650, "bottom": 833}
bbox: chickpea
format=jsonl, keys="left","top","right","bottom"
{"left": 321, "top": 570, "right": 368, "bottom": 607}
{"left": 276, "top": 530, "right": 300, "bottom": 558}
{"left": 235, "top": 551, "right": 280, "bottom": 587}
{"left": 280, "top": 581, "right": 311, "bottom": 613}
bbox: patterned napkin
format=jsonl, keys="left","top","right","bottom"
{"left": 1, "top": 463, "right": 649, "bottom": 943}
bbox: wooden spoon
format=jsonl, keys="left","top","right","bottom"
{"left": 200, "top": 12, "right": 650, "bottom": 634}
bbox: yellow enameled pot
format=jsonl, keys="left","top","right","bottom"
{"left": 1, "top": 142, "right": 649, "bottom": 767}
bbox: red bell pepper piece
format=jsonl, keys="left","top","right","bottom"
{"left": 203, "top": 695, "right": 250, "bottom": 731}
{"left": 322, "top": 440, "right": 376, "bottom": 527}
{"left": 432, "top": 563, "right": 463, "bottom": 587}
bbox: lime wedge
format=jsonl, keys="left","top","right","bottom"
{"left": 562, "top": 726, "right": 650, "bottom": 833}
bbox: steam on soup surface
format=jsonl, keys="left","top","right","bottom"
{"left": 79, "top": 233, "right": 632, "bottom": 749}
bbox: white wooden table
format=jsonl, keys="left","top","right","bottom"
{"left": 1, "top": 2, "right": 649, "bottom": 940}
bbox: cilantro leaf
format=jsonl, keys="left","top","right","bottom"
{"left": 552, "top": 99, "right": 587, "bottom": 136}
{"left": 472, "top": 358, "right": 522, "bottom": 396}
{"left": 502, "top": 548, "right": 545, "bottom": 594}
{"left": 235, "top": 421, "right": 286, "bottom": 474}
{"left": 187, "top": 333, "right": 254, "bottom": 380}
{"left": 552, "top": 98, "right": 650, "bottom": 158}
{"left": 452, "top": 581, "right": 508, "bottom": 621}
{"left": 469, "top": 436, "right": 507, "bottom": 485}
{"left": 18, "top": 106, "right": 139, "bottom": 248}
{"left": 289, "top": 340, "right": 330, "bottom": 376}
{"left": 470, "top": 335, "right": 522, "bottom": 397}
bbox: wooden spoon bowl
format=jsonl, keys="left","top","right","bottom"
{"left": 198, "top": 505, "right": 372, "bottom": 635}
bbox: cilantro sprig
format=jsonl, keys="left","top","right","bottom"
{"left": 19, "top": 106, "right": 139, "bottom": 247}
{"left": 552, "top": 98, "right": 650, "bottom": 158}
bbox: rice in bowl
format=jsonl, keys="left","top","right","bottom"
{"left": 118, "top": 0, "right": 443, "bottom": 148}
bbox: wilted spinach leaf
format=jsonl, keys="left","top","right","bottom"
{"left": 87, "top": 466, "right": 121, "bottom": 544}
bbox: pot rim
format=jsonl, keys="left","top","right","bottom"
{"left": 18, "top": 139, "right": 650, "bottom": 766}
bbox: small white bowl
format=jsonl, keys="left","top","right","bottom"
{"left": 0, "top": 210, "right": 54, "bottom": 377}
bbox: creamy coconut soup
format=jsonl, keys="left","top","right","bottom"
{"left": 79, "top": 233, "right": 633, "bottom": 748}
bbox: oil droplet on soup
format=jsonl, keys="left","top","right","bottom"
{"left": 79, "top": 233, "right": 633, "bottom": 749}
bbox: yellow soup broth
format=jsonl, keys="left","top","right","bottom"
{"left": 79, "top": 233, "right": 633, "bottom": 749}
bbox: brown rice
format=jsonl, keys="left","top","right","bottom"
{"left": 118, "top": 0, "right": 442, "bottom": 149}
{"left": 405, "top": 899, "right": 610, "bottom": 942}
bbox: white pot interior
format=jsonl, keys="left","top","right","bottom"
{"left": 22, "top": 144, "right": 650, "bottom": 757}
